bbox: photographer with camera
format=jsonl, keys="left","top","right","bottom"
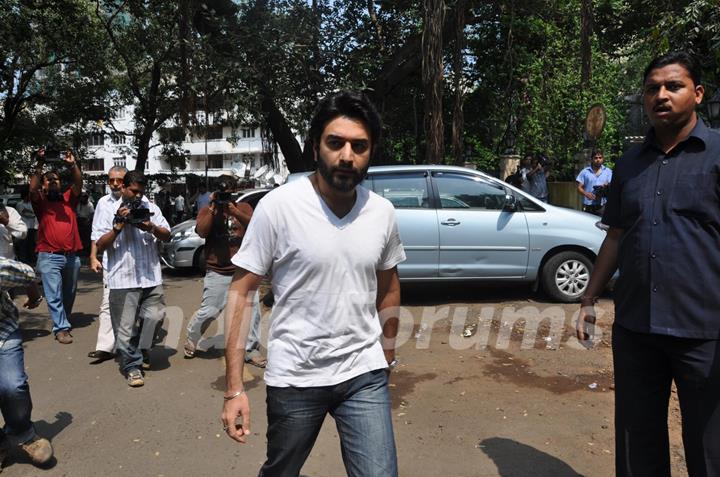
{"left": 29, "top": 148, "right": 83, "bottom": 345}
{"left": 527, "top": 152, "right": 550, "bottom": 202}
{"left": 94, "top": 171, "right": 170, "bottom": 387}
{"left": 183, "top": 178, "right": 266, "bottom": 367}
{"left": 576, "top": 149, "right": 613, "bottom": 216}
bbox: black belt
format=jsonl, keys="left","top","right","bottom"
{"left": 45, "top": 250, "right": 76, "bottom": 256}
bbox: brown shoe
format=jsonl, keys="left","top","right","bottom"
{"left": 19, "top": 437, "right": 53, "bottom": 465}
{"left": 55, "top": 330, "right": 73, "bottom": 344}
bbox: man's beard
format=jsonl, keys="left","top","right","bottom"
{"left": 111, "top": 189, "right": 122, "bottom": 199}
{"left": 316, "top": 155, "right": 367, "bottom": 193}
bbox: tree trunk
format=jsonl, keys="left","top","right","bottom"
{"left": 259, "top": 93, "right": 307, "bottom": 172}
{"left": 451, "top": 0, "right": 466, "bottom": 165}
{"left": 135, "top": 125, "right": 154, "bottom": 171}
{"left": 580, "top": 0, "right": 593, "bottom": 89}
{"left": 422, "top": 0, "right": 445, "bottom": 164}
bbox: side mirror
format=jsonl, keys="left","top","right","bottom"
{"left": 503, "top": 194, "right": 517, "bottom": 212}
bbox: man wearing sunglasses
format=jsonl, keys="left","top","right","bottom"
{"left": 87, "top": 165, "right": 127, "bottom": 363}
{"left": 222, "top": 90, "right": 405, "bottom": 476}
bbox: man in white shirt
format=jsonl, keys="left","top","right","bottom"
{"left": 14, "top": 190, "right": 37, "bottom": 264}
{"left": 94, "top": 170, "right": 170, "bottom": 387}
{"left": 174, "top": 193, "right": 186, "bottom": 224}
{"left": 0, "top": 205, "right": 27, "bottom": 260}
{"left": 221, "top": 91, "right": 405, "bottom": 476}
{"left": 88, "top": 166, "right": 127, "bottom": 363}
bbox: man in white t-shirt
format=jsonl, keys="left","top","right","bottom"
{"left": 221, "top": 91, "right": 405, "bottom": 476}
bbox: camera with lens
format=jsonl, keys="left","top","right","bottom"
{"left": 213, "top": 182, "right": 232, "bottom": 205}
{"left": 535, "top": 152, "right": 550, "bottom": 167}
{"left": 593, "top": 184, "right": 609, "bottom": 200}
{"left": 120, "top": 197, "right": 152, "bottom": 225}
{"left": 42, "top": 143, "right": 74, "bottom": 162}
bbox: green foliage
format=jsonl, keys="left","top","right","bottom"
{"left": 3, "top": 0, "right": 720, "bottom": 184}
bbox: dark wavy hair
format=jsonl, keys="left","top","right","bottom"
{"left": 309, "top": 90, "right": 382, "bottom": 161}
{"left": 643, "top": 51, "right": 702, "bottom": 87}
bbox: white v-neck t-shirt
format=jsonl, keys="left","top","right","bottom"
{"left": 232, "top": 175, "right": 406, "bottom": 387}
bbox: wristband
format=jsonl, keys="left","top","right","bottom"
{"left": 223, "top": 390, "right": 245, "bottom": 401}
{"left": 580, "top": 295, "right": 598, "bottom": 305}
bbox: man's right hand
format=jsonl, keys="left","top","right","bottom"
{"left": 114, "top": 207, "right": 129, "bottom": 231}
{"left": 576, "top": 303, "right": 597, "bottom": 341}
{"left": 0, "top": 210, "right": 8, "bottom": 226}
{"left": 221, "top": 392, "right": 251, "bottom": 444}
{"left": 585, "top": 192, "right": 596, "bottom": 201}
{"left": 90, "top": 257, "right": 103, "bottom": 273}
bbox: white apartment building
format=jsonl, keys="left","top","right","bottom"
{"left": 83, "top": 106, "right": 290, "bottom": 187}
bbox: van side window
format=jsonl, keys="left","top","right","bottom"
{"left": 434, "top": 173, "right": 506, "bottom": 210}
{"left": 370, "top": 173, "right": 430, "bottom": 209}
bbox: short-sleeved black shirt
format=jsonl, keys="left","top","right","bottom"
{"left": 603, "top": 118, "right": 720, "bottom": 339}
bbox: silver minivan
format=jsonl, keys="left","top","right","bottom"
{"left": 288, "top": 165, "right": 606, "bottom": 302}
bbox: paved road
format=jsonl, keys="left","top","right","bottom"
{"left": 2, "top": 269, "right": 685, "bottom": 476}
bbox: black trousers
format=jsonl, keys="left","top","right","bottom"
{"left": 613, "top": 323, "right": 720, "bottom": 477}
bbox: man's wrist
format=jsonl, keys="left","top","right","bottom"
{"left": 223, "top": 389, "right": 246, "bottom": 401}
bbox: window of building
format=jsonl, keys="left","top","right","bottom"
{"left": 242, "top": 128, "right": 255, "bottom": 138}
{"left": 111, "top": 133, "right": 126, "bottom": 145}
{"left": 84, "top": 158, "right": 104, "bottom": 172}
{"left": 113, "top": 157, "right": 126, "bottom": 168}
{"left": 208, "top": 154, "right": 224, "bottom": 169}
{"left": 87, "top": 133, "right": 104, "bottom": 147}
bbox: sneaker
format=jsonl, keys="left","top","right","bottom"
{"left": 19, "top": 437, "right": 53, "bottom": 465}
{"left": 141, "top": 350, "right": 151, "bottom": 370}
{"left": 183, "top": 339, "right": 196, "bottom": 359}
{"left": 127, "top": 369, "right": 144, "bottom": 387}
{"left": 54, "top": 330, "right": 73, "bottom": 344}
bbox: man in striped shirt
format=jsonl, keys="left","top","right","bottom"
{"left": 94, "top": 171, "right": 171, "bottom": 387}
{"left": 0, "top": 258, "right": 53, "bottom": 470}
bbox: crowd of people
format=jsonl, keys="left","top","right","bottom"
{"left": 1, "top": 51, "right": 718, "bottom": 477}
{"left": 0, "top": 152, "right": 268, "bottom": 468}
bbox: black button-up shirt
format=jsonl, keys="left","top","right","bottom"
{"left": 603, "top": 119, "right": 720, "bottom": 339}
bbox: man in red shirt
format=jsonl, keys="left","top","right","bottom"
{"left": 29, "top": 149, "right": 83, "bottom": 344}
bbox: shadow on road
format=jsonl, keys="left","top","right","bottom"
{"left": 479, "top": 437, "right": 584, "bottom": 477}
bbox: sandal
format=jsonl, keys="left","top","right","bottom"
{"left": 183, "top": 339, "right": 196, "bottom": 359}
{"left": 245, "top": 351, "right": 267, "bottom": 368}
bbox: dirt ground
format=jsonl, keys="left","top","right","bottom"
{"left": 2, "top": 269, "right": 686, "bottom": 476}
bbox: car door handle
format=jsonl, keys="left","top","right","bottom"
{"left": 441, "top": 219, "right": 461, "bottom": 226}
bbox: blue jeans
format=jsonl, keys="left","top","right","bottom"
{"left": 37, "top": 252, "right": 80, "bottom": 334}
{"left": 109, "top": 286, "right": 165, "bottom": 374}
{"left": 0, "top": 329, "right": 36, "bottom": 446}
{"left": 260, "top": 369, "right": 397, "bottom": 477}
{"left": 186, "top": 270, "right": 261, "bottom": 352}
